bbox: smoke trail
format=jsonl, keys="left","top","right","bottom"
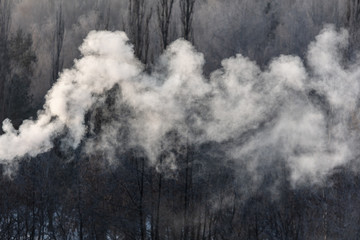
{"left": 1, "top": 25, "right": 360, "bottom": 184}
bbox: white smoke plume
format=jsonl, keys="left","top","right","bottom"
{"left": 0, "top": 31, "right": 141, "bottom": 162}
{"left": 1, "top": 25, "right": 360, "bottom": 184}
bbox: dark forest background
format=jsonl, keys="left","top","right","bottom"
{"left": 1, "top": 0, "right": 360, "bottom": 239}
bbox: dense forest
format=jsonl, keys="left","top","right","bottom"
{"left": 1, "top": 0, "right": 360, "bottom": 239}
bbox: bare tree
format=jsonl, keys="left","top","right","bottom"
{"left": 96, "top": 0, "right": 111, "bottom": 30}
{"left": 157, "top": 0, "right": 175, "bottom": 50}
{"left": 179, "top": 0, "right": 196, "bottom": 41}
{"left": 346, "top": 0, "right": 360, "bottom": 28}
{"left": 127, "top": 0, "right": 153, "bottom": 64}
{"left": 51, "top": 2, "right": 65, "bottom": 85}
{"left": 0, "top": 0, "right": 11, "bottom": 122}
{"left": 346, "top": 0, "right": 360, "bottom": 52}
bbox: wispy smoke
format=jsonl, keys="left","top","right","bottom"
{"left": 1, "top": 25, "right": 359, "bottom": 184}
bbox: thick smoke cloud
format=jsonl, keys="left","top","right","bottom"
{"left": 0, "top": 31, "right": 141, "bottom": 162}
{"left": 1, "top": 25, "right": 359, "bottom": 184}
